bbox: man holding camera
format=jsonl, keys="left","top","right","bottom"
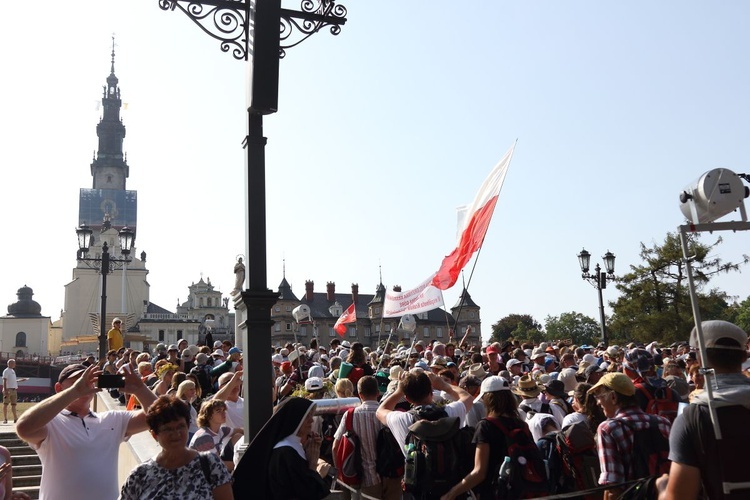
{"left": 16, "top": 363, "right": 157, "bottom": 500}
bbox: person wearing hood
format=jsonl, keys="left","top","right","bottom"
{"left": 233, "top": 397, "right": 329, "bottom": 499}
{"left": 657, "top": 321, "right": 750, "bottom": 500}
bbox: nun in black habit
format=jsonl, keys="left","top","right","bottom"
{"left": 233, "top": 397, "right": 330, "bottom": 499}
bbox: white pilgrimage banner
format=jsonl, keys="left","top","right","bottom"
{"left": 383, "top": 274, "right": 445, "bottom": 318}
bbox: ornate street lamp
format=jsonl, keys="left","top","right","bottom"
{"left": 155, "top": 0, "right": 347, "bottom": 447}
{"left": 577, "top": 248, "right": 617, "bottom": 346}
{"left": 76, "top": 223, "right": 136, "bottom": 360}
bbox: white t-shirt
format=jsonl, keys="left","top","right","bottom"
{"left": 34, "top": 410, "right": 135, "bottom": 500}
{"left": 225, "top": 397, "right": 245, "bottom": 430}
{"left": 2, "top": 368, "right": 18, "bottom": 390}
{"left": 385, "top": 400, "right": 468, "bottom": 457}
{"left": 561, "top": 411, "right": 587, "bottom": 429}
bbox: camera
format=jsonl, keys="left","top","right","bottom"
{"left": 97, "top": 374, "right": 126, "bottom": 389}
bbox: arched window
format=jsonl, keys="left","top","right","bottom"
{"left": 15, "top": 332, "right": 26, "bottom": 347}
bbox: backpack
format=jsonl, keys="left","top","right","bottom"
{"left": 348, "top": 367, "right": 365, "bottom": 388}
{"left": 519, "top": 402, "right": 551, "bottom": 420}
{"left": 335, "top": 409, "right": 363, "bottom": 486}
{"left": 403, "top": 405, "right": 475, "bottom": 498}
{"left": 487, "top": 416, "right": 550, "bottom": 499}
{"left": 553, "top": 422, "right": 601, "bottom": 499}
{"left": 375, "top": 425, "right": 405, "bottom": 478}
{"left": 637, "top": 384, "right": 678, "bottom": 423}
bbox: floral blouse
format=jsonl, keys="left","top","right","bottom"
{"left": 119, "top": 451, "right": 231, "bottom": 499}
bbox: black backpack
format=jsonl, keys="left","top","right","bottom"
{"left": 487, "top": 416, "right": 550, "bottom": 499}
{"left": 375, "top": 425, "right": 405, "bottom": 479}
{"left": 519, "top": 402, "right": 551, "bottom": 420}
{"left": 403, "top": 405, "right": 475, "bottom": 499}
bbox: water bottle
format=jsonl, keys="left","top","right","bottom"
{"left": 404, "top": 444, "right": 417, "bottom": 487}
{"left": 498, "top": 456, "right": 511, "bottom": 479}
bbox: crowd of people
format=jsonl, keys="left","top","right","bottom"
{"left": 11, "top": 318, "right": 750, "bottom": 499}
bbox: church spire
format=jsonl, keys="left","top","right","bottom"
{"left": 91, "top": 37, "right": 129, "bottom": 190}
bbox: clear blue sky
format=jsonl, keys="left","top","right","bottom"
{"left": 1, "top": 1, "right": 749, "bottom": 340}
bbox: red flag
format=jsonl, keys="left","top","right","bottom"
{"left": 432, "top": 143, "right": 515, "bottom": 290}
{"left": 334, "top": 303, "right": 357, "bottom": 337}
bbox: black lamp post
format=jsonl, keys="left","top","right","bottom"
{"left": 577, "top": 248, "right": 617, "bottom": 346}
{"left": 156, "top": 0, "right": 347, "bottom": 442}
{"left": 76, "top": 223, "right": 135, "bottom": 361}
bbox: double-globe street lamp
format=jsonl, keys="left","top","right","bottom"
{"left": 577, "top": 248, "right": 616, "bottom": 346}
{"left": 156, "top": 0, "right": 347, "bottom": 443}
{"left": 76, "top": 222, "right": 135, "bottom": 361}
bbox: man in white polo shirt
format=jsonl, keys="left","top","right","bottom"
{"left": 16, "top": 363, "right": 157, "bottom": 500}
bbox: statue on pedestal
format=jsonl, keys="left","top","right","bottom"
{"left": 232, "top": 256, "right": 245, "bottom": 295}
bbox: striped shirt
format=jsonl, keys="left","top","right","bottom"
{"left": 597, "top": 406, "right": 671, "bottom": 485}
{"left": 334, "top": 400, "right": 382, "bottom": 487}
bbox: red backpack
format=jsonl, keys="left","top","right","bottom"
{"left": 637, "top": 384, "right": 678, "bottom": 423}
{"left": 334, "top": 409, "right": 362, "bottom": 486}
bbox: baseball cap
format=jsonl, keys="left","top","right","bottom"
{"left": 507, "top": 359, "right": 522, "bottom": 369}
{"left": 228, "top": 347, "right": 242, "bottom": 355}
{"left": 305, "top": 377, "right": 324, "bottom": 391}
{"left": 58, "top": 364, "right": 87, "bottom": 383}
{"left": 485, "top": 345, "right": 500, "bottom": 355}
{"left": 691, "top": 320, "right": 748, "bottom": 351}
{"left": 167, "top": 344, "right": 178, "bottom": 352}
{"left": 213, "top": 341, "right": 223, "bottom": 349}
{"left": 587, "top": 372, "right": 636, "bottom": 396}
{"left": 476, "top": 375, "right": 510, "bottom": 401}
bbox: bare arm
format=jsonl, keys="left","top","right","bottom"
{"left": 16, "top": 365, "right": 102, "bottom": 447}
{"left": 376, "top": 384, "right": 405, "bottom": 426}
{"left": 657, "top": 462, "right": 701, "bottom": 500}
{"left": 441, "top": 442, "right": 489, "bottom": 500}
{"left": 124, "top": 369, "right": 158, "bottom": 437}
{"left": 213, "top": 371, "right": 242, "bottom": 402}
{"left": 425, "top": 371, "right": 473, "bottom": 413}
{"left": 0, "top": 448, "right": 11, "bottom": 500}
{"left": 458, "top": 325, "right": 472, "bottom": 349}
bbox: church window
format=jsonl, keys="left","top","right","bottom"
{"left": 470, "top": 311, "right": 476, "bottom": 319}
{"left": 300, "top": 326, "right": 307, "bottom": 336}
{"left": 423, "top": 327, "right": 430, "bottom": 338}
{"left": 158, "top": 330, "right": 165, "bottom": 342}
{"left": 329, "top": 326, "right": 335, "bottom": 337}
{"left": 364, "top": 327, "right": 371, "bottom": 337}
{"left": 437, "top": 327, "right": 443, "bottom": 338}
{"left": 274, "top": 323, "right": 281, "bottom": 332}
{"left": 286, "top": 305, "right": 292, "bottom": 312}
{"left": 15, "top": 332, "right": 26, "bottom": 347}
{"left": 285, "top": 323, "right": 292, "bottom": 331}
{"left": 107, "top": 175, "right": 112, "bottom": 183}
{"left": 349, "top": 327, "right": 356, "bottom": 338}
{"left": 274, "top": 305, "right": 280, "bottom": 312}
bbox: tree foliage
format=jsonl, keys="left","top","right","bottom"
{"left": 608, "top": 232, "right": 747, "bottom": 344}
{"left": 490, "top": 314, "right": 543, "bottom": 343}
{"left": 545, "top": 311, "right": 601, "bottom": 346}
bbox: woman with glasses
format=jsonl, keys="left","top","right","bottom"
{"left": 120, "top": 395, "right": 232, "bottom": 499}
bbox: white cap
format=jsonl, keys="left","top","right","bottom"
{"left": 475, "top": 375, "right": 510, "bottom": 401}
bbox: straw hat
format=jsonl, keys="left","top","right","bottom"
{"left": 513, "top": 374, "right": 541, "bottom": 398}
{"left": 468, "top": 363, "right": 489, "bottom": 380}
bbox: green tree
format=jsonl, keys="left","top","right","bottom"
{"left": 490, "top": 314, "right": 542, "bottom": 343}
{"left": 608, "top": 232, "right": 746, "bottom": 344}
{"left": 731, "top": 295, "right": 750, "bottom": 333}
{"left": 544, "top": 311, "right": 601, "bottom": 346}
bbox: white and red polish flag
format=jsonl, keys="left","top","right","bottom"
{"left": 334, "top": 303, "right": 357, "bottom": 337}
{"left": 432, "top": 142, "right": 516, "bottom": 290}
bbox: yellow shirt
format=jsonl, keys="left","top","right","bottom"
{"left": 107, "top": 327, "right": 123, "bottom": 351}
